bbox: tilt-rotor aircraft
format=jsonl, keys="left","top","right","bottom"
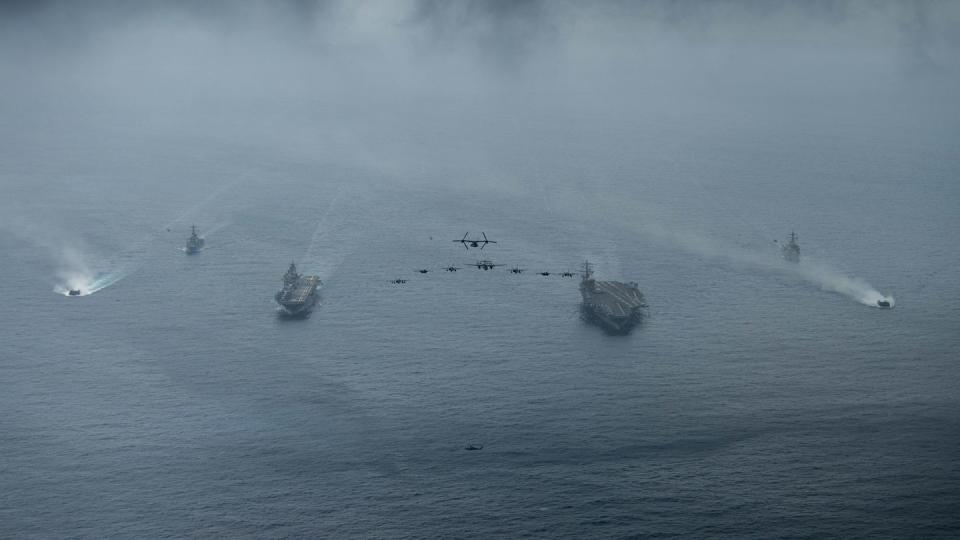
{"left": 454, "top": 232, "right": 497, "bottom": 250}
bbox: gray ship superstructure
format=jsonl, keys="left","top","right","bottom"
{"left": 781, "top": 231, "right": 800, "bottom": 263}
{"left": 579, "top": 261, "right": 646, "bottom": 334}
{"left": 275, "top": 262, "right": 321, "bottom": 316}
{"left": 185, "top": 225, "right": 205, "bottom": 254}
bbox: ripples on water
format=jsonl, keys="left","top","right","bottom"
{"left": 2, "top": 85, "right": 959, "bottom": 540}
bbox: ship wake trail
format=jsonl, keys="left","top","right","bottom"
{"left": 161, "top": 178, "right": 245, "bottom": 233}
{"left": 640, "top": 222, "right": 894, "bottom": 308}
{"left": 794, "top": 260, "right": 894, "bottom": 308}
{"left": 51, "top": 246, "right": 96, "bottom": 296}
{"left": 303, "top": 185, "right": 354, "bottom": 281}
{"left": 200, "top": 220, "right": 231, "bottom": 239}
{"left": 81, "top": 182, "right": 244, "bottom": 290}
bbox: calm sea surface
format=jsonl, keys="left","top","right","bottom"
{"left": 1, "top": 95, "right": 958, "bottom": 538}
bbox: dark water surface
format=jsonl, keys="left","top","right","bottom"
{"left": 2, "top": 98, "right": 959, "bottom": 538}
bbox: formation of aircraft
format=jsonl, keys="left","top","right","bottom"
{"left": 392, "top": 232, "right": 578, "bottom": 283}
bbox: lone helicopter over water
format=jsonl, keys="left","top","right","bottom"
{"left": 470, "top": 260, "right": 503, "bottom": 271}
{"left": 454, "top": 232, "right": 497, "bottom": 250}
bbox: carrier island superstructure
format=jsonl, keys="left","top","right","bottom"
{"left": 579, "top": 261, "right": 646, "bottom": 334}
{"left": 275, "top": 262, "right": 321, "bottom": 316}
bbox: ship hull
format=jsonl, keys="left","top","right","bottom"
{"left": 580, "top": 304, "right": 642, "bottom": 335}
{"left": 275, "top": 274, "right": 321, "bottom": 318}
{"left": 276, "top": 292, "right": 318, "bottom": 317}
{"left": 579, "top": 276, "right": 646, "bottom": 335}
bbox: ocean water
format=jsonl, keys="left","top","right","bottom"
{"left": 1, "top": 93, "right": 959, "bottom": 538}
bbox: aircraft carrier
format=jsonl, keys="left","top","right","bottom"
{"left": 275, "top": 262, "right": 321, "bottom": 317}
{"left": 185, "top": 225, "right": 205, "bottom": 254}
{"left": 579, "top": 261, "right": 646, "bottom": 334}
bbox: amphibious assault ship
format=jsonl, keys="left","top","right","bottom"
{"left": 185, "top": 225, "right": 205, "bottom": 254}
{"left": 781, "top": 231, "right": 800, "bottom": 263}
{"left": 579, "top": 261, "right": 646, "bottom": 334}
{"left": 275, "top": 262, "right": 321, "bottom": 317}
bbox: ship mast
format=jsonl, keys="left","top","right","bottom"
{"left": 581, "top": 260, "right": 594, "bottom": 281}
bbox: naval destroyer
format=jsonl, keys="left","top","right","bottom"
{"left": 579, "top": 261, "right": 646, "bottom": 334}
{"left": 275, "top": 262, "right": 321, "bottom": 316}
{"left": 781, "top": 231, "right": 800, "bottom": 263}
{"left": 185, "top": 225, "right": 205, "bottom": 254}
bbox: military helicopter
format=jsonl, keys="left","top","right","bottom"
{"left": 442, "top": 266, "right": 461, "bottom": 272}
{"left": 453, "top": 232, "right": 497, "bottom": 250}
{"left": 416, "top": 269, "right": 430, "bottom": 274}
{"left": 560, "top": 271, "right": 576, "bottom": 277}
{"left": 470, "top": 260, "right": 503, "bottom": 271}
{"left": 391, "top": 279, "right": 408, "bottom": 284}
{"left": 507, "top": 266, "right": 525, "bottom": 274}
{"left": 537, "top": 271, "right": 552, "bottom": 276}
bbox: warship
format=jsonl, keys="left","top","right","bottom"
{"left": 275, "top": 262, "right": 321, "bottom": 316}
{"left": 185, "top": 225, "right": 205, "bottom": 254}
{"left": 781, "top": 231, "right": 800, "bottom": 263}
{"left": 579, "top": 261, "right": 646, "bottom": 334}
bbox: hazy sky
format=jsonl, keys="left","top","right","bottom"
{"left": 3, "top": 0, "right": 958, "bottom": 99}
{"left": 2, "top": 0, "right": 957, "bottom": 195}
